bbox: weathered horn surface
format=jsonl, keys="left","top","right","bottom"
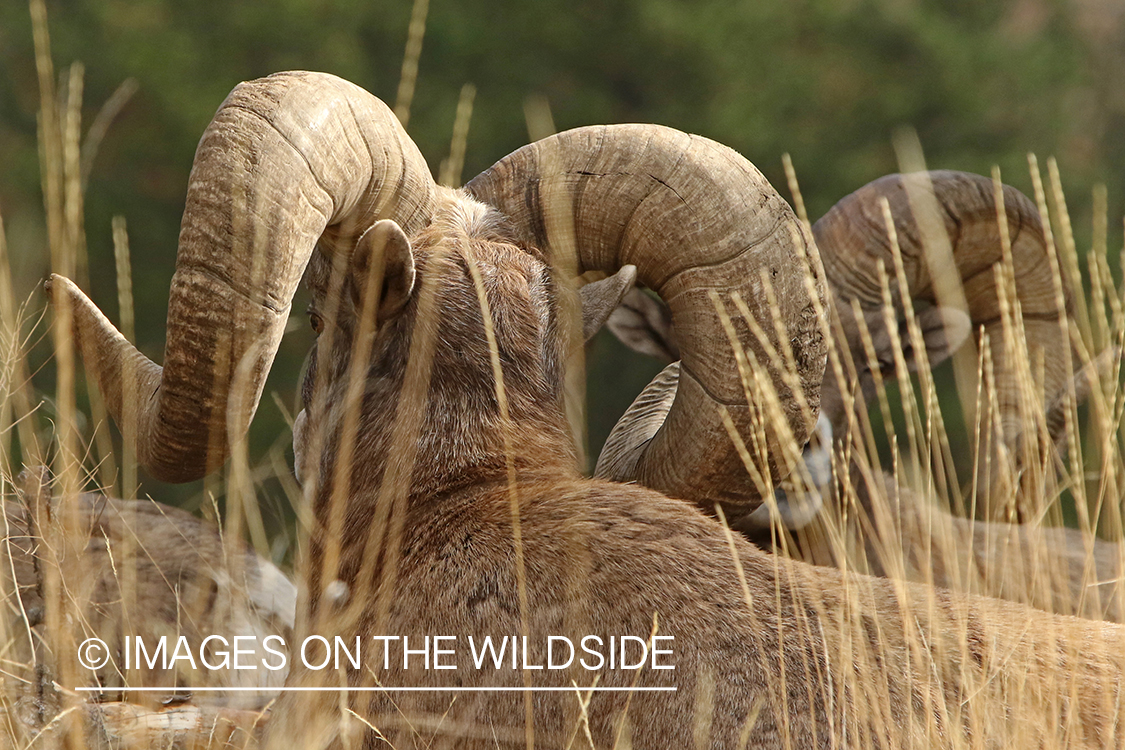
{"left": 813, "top": 170, "right": 1073, "bottom": 481}
{"left": 49, "top": 72, "right": 436, "bottom": 483}
{"left": 468, "top": 126, "right": 827, "bottom": 507}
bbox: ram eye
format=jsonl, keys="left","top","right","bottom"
{"left": 309, "top": 311, "right": 325, "bottom": 335}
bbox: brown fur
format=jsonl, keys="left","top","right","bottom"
{"left": 265, "top": 190, "right": 1125, "bottom": 749}
{"left": 789, "top": 471, "right": 1125, "bottom": 623}
{"left": 2, "top": 470, "right": 295, "bottom": 706}
{"left": 608, "top": 279, "right": 1125, "bottom": 623}
{"left": 807, "top": 297, "right": 1125, "bottom": 622}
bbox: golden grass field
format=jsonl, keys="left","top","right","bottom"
{"left": 3, "top": 1, "right": 1125, "bottom": 747}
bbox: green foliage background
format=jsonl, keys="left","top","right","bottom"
{"left": 1, "top": 0, "right": 1123, "bottom": 538}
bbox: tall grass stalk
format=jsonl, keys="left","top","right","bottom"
{"left": 393, "top": 0, "right": 429, "bottom": 128}
{"left": 30, "top": 1, "right": 85, "bottom": 745}
{"left": 439, "top": 83, "right": 477, "bottom": 188}
{"left": 5, "top": 15, "right": 1125, "bottom": 750}
{"left": 523, "top": 94, "right": 557, "bottom": 144}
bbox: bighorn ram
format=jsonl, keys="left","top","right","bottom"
{"left": 810, "top": 171, "right": 1124, "bottom": 619}
{"left": 2, "top": 469, "right": 296, "bottom": 701}
{"left": 50, "top": 72, "right": 1125, "bottom": 748}
{"left": 815, "top": 171, "right": 1078, "bottom": 508}
{"left": 604, "top": 170, "right": 1074, "bottom": 498}
{"left": 603, "top": 170, "right": 1125, "bottom": 621}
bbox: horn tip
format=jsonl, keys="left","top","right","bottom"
{"left": 44, "top": 273, "right": 88, "bottom": 305}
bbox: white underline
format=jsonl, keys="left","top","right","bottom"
{"left": 74, "top": 686, "right": 677, "bottom": 693}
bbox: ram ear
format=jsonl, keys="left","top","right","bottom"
{"left": 606, "top": 287, "right": 680, "bottom": 363}
{"left": 579, "top": 264, "right": 637, "bottom": 342}
{"left": 350, "top": 219, "right": 416, "bottom": 322}
{"left": 907, "top": 306, "right": 971, "bottom": 372}
{"left": 870, "top": 306, "right": 970, "bottom": 375}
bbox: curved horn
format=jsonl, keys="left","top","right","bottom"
{"left": 468, "top": 126, "right": 827, "bottom": 507}
{"left": 813, "top": 170, "right": 1073, "bottom": 492}
{"left": 49, "top": 72, "right": 436, "bottom": 483}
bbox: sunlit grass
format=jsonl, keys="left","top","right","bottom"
{"left": 3, "top": 3, "right": 1125, "bottom": 749}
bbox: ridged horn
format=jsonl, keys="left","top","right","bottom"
{"left": 813, "top": 170, "right": 1073, "bottom": 486}
{"left": 468, "top": 125, "right": 827, "bottom": 507}
{"left": 49, "top": 71, "right": 437, "bottom": 483}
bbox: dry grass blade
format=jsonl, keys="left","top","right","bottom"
{"left": 523, "top": 95, "right": 556, "bottom": 143}
{"left": 438, "top": 83, "right": 477, "bottom": 188}
{"left": 112, "top": 216, "right": 137, "bottom": 501}
{"left": 0, "top": 213, "right": 45, "bottom": 469}
{"left": 393, "top": 0, "right": 430, "bottom": 128}
{"left": 536, "top": 141, "right": 588, "bottom": 470}
{"left": 79, "top": 78, "right": 137, "bottom": 192}
{"left": 781, "top": 153, "right": 809, "bottom": 228}
{"left": 1048, "top": 157, "right": 1092, "bottom": 352}
{"left": 463, "top": 251, "right": 536, "bottom": 750}
{"left": 31, "top": 6, "right": 86, "bottom": 743}
{"left": 893, "top": 133, "right": 982, "bottom": 475}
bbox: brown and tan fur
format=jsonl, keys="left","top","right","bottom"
{"left": 805, "top": 297, "right": 1125, "bottom": 622}
{"left": 610, "top": 284, "right": 1125, "bottom": 623}
{"left": 794, "top": 471, "right": 1125, "bottom": 623}
{"left": 1, "top": 469, "right": 295, "bottom": 709}
{"left": 264, "top": 190, "right": 1125, "bottom": 749}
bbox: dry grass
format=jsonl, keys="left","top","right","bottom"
{"left": 780, "top": 154, "right": 1125, "bottom": 621}
{"left": 3, "top": 4, "right": 1125, "bottom": 750}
